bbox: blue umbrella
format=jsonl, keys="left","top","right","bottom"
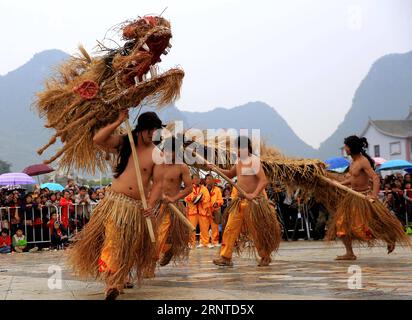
{"left": 404, "top": 167, "right": 412, "bottom": 174}
{"left": 376, "top": 159, "right": 412, "bottom": 172}
{"left": 40, "top": 182, "right": 64, "bottom": 191}
{"left": 324, "top": 157, "right": 350, "bottom": 170}
{"left": 331, "top": 166, "right": 349, "bottom": 174}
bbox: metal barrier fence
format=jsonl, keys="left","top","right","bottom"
{"left": 0, "top": 192, "right": 410, "bottom": 247}
{"left": 0, "top": 203, "right": 99, "bottom": 246}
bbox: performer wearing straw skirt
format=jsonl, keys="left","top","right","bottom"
{"left": 69, "top": 111, "right": 166, "bottom": 300}
{"left": 185, "top": 174, "right": 211, "bottom": 248}
{"left": 326, "top": 136, "right": 411, "bottom": 260}
{"left": 205, "top": 174, "right": 223, "bottom": 247}
{"left": 212, "top": 136, "right": 281, "bottom": 267}
{"left": 151, "top": 136, "right": 193, "bottom": 270}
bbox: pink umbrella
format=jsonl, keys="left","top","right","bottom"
{"left": 22, "top": 164, "right": 55, "bottom": 185}
{"left": 23, "top": 164, "right": 54, "bottom": 176}
{"left": 373, "top": 157, "right": 387, "bottom": 166}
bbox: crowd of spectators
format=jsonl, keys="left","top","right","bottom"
{"left": 0, "top": 179, "right": 106, "bottom": 254}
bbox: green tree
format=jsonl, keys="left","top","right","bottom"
{"left": 0, "top": 160, "right": 11, "bottom": 174}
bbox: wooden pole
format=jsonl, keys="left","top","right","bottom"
{"left": 317, "top": 175, "right": 375, "bottom": 203}
{"left": 190, "top": 151, "right": 261, "bottom": 204}
{"left": 167, "top": 203, "right": 196, "bottom": 232}
{"left": 124, "top": 121, "right": 156, "bottom": 243}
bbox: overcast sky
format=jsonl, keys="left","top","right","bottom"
{"left": 1, "top": 0, "right": 411, "bottom": 148}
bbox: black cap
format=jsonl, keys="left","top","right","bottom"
{"left": 136, "top": 112, "right": 165, "bottom": 132}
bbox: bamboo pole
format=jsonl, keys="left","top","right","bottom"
{"left": 317, "top": 175, "right": 375, "bottom": 203}
{"left": 190, "top": 151, "right": 261, "bottom": 204}
{"left": 124, "top": 121, "right": 156, "bottom": 243}
{"left": 191, "top": 151, "right": 247, "bottom": 196}
{"left": 167, "top": 203, "right": 196, "bottom": 232}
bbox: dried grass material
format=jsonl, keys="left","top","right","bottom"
{"left": 244, "top": 197, "right": 282, "bottom": 256}
{"left": 185, "top": 137, "right": 410, "bottom": 248}
{"left": 226, "top": 198, "right": 281, "bottom": 257}
{"left": 34, "top": 18, "right": 184, "bottom": 174}
{"left": 326, "top": 193, "right": 411, "bottom": 247}
{"left": 68, "top": 190, "right": 156, "bottom": 286}
{"left": 156, "top": 202, "right": 190, "bottom": 262}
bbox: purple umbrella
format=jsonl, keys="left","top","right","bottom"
{"left": 0, "top": 173, "right": 36, "bottom": 186}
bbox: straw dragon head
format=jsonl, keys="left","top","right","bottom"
{"left": 35, "top": 15, "right": 184, "bottom": 173}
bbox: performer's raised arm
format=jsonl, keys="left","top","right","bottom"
{"left": 93, "top": 110, "right": 128, "bottom": 152}
{"left": 208, "top": 164, "right": 237, "bottom": 179}
{"left": 340, "top": 174, "right": 352, "bottom": 186}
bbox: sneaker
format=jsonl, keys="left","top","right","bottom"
{"left": 213, "top": 256, "right": 233, "bottom": 267}
{"left": 29, "top": 247, "right": 39, "bottom": 253}
{"left": 207, "top": 243, "right": 214, "bottom": 249}
{"left": 196, "top": 244, "right": 205, "bottom": 248}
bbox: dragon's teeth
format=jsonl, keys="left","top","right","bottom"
{"left": 150, "top": 66, "right": 158, "bottom": 78}
{"left": 142, "top": 43, "right": 150, "bottom": 52}
{"left": 134, "top": 76, "right": 140, "bottom": 85}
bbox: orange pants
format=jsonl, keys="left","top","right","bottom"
{"left": 220, "top": 200, "right": 268, "bottom": 259}
{"left": 156, "top": 212, "right": 172, "bottom": 260}
{"left": 98, "top": 221, "right": 117, "bottom": 274}
{"left": 209, "top": 217, "right": 220, "bottom": 245}
{"left": 188, "top": 214, "right": 211, "bottom": 246}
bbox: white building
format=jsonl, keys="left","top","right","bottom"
{"left": 357, "top": 108, "right": 412, "bottom": 161}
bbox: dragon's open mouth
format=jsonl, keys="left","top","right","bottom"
{"left": 115, "top": 16, "right": 178, "bottom": 87}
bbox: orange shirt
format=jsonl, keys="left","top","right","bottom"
{"left": 185, "top": 185, "right": 211, "bottom": 216}
{"left": 207, "top": 186, "right": 223, "bottom": 214}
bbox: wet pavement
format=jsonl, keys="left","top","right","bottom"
{"left": 0, "top": 240, "right": 411, "bottom": 300}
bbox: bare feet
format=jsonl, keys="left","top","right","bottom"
{"left": 257, "top": 256, "right": 272, "bottom": 267}
{"left": 105, "top": 287, "right": 120, "bottom": 300}
{"left": 335, "top": 254, "right": 357, "bottom": 261}
{"left": 387, "top": 243, "right": 395, "bottom": 254}
{"left": 213, "top": 256, "right": 233, "bottom": 267}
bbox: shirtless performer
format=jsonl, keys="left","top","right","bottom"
{"left": 211, "top": 136, "right": 281, "bottom": 267}
{"left": 327, "top": 135, "right": 410, "bottom": 260}
{"left": 70, "top": 110, "right": 166, "bottom": 300}
{"left": 149, "top": 136, "right": 193, "bottom": 270}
